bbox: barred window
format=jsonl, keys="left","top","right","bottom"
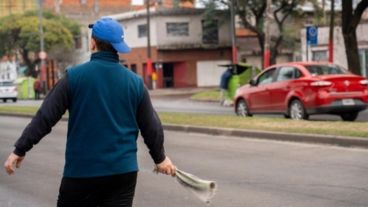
{"left": 166, "top": 22, "right": 189, "bottom": 37}
{"left": 138, "top": 24, "right": 147, "bottom": 38}
{"left": 202, "top": 19, "right": 218, "bottom": 44}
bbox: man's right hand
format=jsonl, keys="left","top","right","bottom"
{"left": 4, "top": 153, "right": 24, "bottom": 175}
{"left": 155, "top": 156, "right": 176, "bottom": 176}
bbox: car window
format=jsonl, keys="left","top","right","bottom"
{"left": 276, "top": 67, "right": 302, "bottom": 81}
{"left": 305, "top": 65, "right": 347, "bottom": 76}
{"left": 257, "top": 68, "right": 276, "bottom": 85}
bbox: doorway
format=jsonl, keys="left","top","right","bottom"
{"left": 359, "top": 49, "right": 368, "bottom": 77}
{"left": 162, "top": 63, "right": 174, "bottom": 88}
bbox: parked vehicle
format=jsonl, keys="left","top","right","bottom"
{"left": 0, "top": 81, "right": 18, "bottom": 103}
{"left": 234, "top": 62, "right": 368, "bottom": 121}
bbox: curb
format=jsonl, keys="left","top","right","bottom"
{"left": 163, "top": 124, "right": 368, "bottom": 149}
{"left": 1, "top": 113, "right": 368, "bottom": 149}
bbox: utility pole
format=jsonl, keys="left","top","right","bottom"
{"left": 55, "top": 0, "right": 61, "bottom": 14}
{"left": 94, "top": 0, "right": 99, "bottom": 15}
{"left": 328, "top": 0, "right": 335, "bottom": 63}
{"left": 23, "top": 0, "right": 26, "bottom": 12}
{"left": 230, "top": 0, "right": 238, "bottom": 65}
{"left": 322, "top": 0, "right": 326, "bottom": 23}
{"left": 263, "top": 0, "right": 272, "bottom": 68}
{"left": 38, "top": 0, "right": 47, "bottom": 93}
{"left": 8, "top": 0, "right": 12, "bottom": 15}
{"left": 146, "top": 0, "right": 153, "bottom": 89}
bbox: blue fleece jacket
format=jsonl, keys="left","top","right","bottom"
{"left": 65, "top": 51, "right": 144, "bottom": 177}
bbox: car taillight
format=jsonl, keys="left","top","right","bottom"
{"left": 310, "top": 81, "right": 332, "bottom": 86}
{"left": 13, "top": 87, "right": 17, "bottom": 92}
{"left": 360, "top": 79, "right": 368, "bottom": 85}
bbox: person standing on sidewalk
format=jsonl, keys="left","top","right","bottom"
{"left": 219, "top": 68, "right": 232, "bottom": 106}
{"left": 4, "top": 17, "right": 176, "bottom": 207}
{"left": 33, "top": 79, "right": 41, "bottom": 100}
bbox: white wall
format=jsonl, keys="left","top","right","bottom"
{"left": 121, "top": 17, "right": 158, "bottom": 48}
{"left": 196, "top": 60, "right": 231, "bottom": 87}
{"left": 300, "top": 23, "right": 368, "bottom": 70}
{"left": 155, "top": 15, "right": 231, "bottom": 47}
{"left": 118, "top": 11, "right": 231, "bottom": 49}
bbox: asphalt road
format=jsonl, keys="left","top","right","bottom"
{"left": 2, "top": 98, "right": 368, "bottom": 121}
{"left": 150, "top": 96, "right": 368, "bottom": 121}
{"left": 1, "top": 116, "right": 368, "bottom": 207}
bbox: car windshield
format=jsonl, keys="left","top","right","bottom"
{"left": 305, "top": 65, "right": 347, "bottom": 76}
{"left": 0, "top": 82, "right": 14, "bottom": 87}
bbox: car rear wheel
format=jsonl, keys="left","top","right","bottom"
{"left": 12, "top": 98, "right": 17, "bottom": 103}
{"left": 2, "top": 99, "right": 6, "bottom": 103}
{"left": 236, "top": 99, "right": 252, "bottom": 117}
{"left": 289, "top": 100, "right": 309, "bottom": 120}
{"left": 340, "top": 112, "right": 359, "bottom": 121}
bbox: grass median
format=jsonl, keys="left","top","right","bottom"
{"left": 0, "top": 105, "right": 367, "bottom": 138}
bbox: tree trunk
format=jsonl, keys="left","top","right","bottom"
{"left": 343, "top": 30, "right": 361, "bottom": 75}
{"left": 270, "top": 48, "right": 278, "bottom": 65}
{"left": 257, "top": 33, "right": 265, "bottom": 68}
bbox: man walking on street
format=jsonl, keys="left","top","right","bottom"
{"left": 4, "top": 17, "right": 176, "bottom": 207}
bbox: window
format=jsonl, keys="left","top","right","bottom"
{"left": 74, "top": 36, "right": 82, "bottom": 49}
{"left": 305, "top": 65, "right": 347, "bottom": 76}
{"left": 166, "top": 22, "right": 189, "bottom": 37}
{"left": 257, "top": 68, "right": 276, "bottom": 85}
{"left": 130, "top": 64, "right": 137, "bottom": 73}
{"left": 312, "top": 50, "right": 328, "bottom": 61}
{"left": 138, "top": 24, "right": 147, "bottom": 38}
{"left": 276, "top": 67, "right": 302, "bottom": 81}
{"left": 202, "top": 19, "right": 219, "bottom": 44}
{"left": 359, "top": 49, "right": 368, "bottom": 76}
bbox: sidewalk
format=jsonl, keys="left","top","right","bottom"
{"left": 148, "top": 87, "right": 214, "bottom": 97}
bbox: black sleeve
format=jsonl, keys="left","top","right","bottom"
{"left": 136, "top": 87, "right": 166, "bottom": 164}
{"left": 13, "top": 76, "right": 69, "bottom": 156}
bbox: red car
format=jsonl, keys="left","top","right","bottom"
{"left": 234, "top": 62, "right": 368, "bottom": 121}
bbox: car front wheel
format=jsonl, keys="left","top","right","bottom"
{"left": 289, "top": 100, "right": 309, "bottom": 120}
{"left": 236, "top": 99, "right": 252, "bottom": 117}
{"left": 340, "top": 112, "right": 359, "bottom": 121}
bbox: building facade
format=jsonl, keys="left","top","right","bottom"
{"left": 0, "top": 0, "right": 37, "bottom": 17}
{"left": 111, "top": 8, "right": 232, "bottom": 88}
{"left": 301, "top": 22, "right": 368, "bottom": 76}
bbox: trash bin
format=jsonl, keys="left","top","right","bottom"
{"left": 219, "top": 64, "right": 257, "bottom": 101}
{"left": 15, "top": 77, "right": 35, "bottom": 99}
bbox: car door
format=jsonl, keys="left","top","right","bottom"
{"left": 248, "top": 68, "right": 277, "bottom": 112}
{"left": 269, "top": 66, "right": 302, "bottom": 111}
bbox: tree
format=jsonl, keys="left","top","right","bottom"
{"left": 341, "top": 0, "right": 368, "bottom": 75}
{"left": 0, "top": 11, "right": 80, "bottom": 77}
{"left": 201, "top": 0, "right": 306, "bottom": 66}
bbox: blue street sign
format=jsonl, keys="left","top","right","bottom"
{"left": 306, "top": 26, "right": 318, "bottom": 45}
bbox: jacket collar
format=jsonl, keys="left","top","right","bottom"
{"left": 91, "top": 51, "right": 119, "bottom": 63}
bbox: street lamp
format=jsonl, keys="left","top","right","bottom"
{"left": 329, "top": 0, "right": 335, "bottom": 63}
{"left": 230, "top": 0, "right": 238, "bottom": 65}
{"left": 38, "top": 0, "right": 47, "bottom": 93}
{"left": 146, "top": 0, "right": 153, "bottom": 89}
{"left": 263, "top": 0, "right": 272, "bottom": 68}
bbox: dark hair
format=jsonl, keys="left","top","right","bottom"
{"left": 92, "top": 36, "right": 117, "bottom": 53}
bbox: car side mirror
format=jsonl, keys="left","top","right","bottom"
{"left": 249, "top": 79, "right": 257, "bottom": 86}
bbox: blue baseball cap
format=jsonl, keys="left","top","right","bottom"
{"left": 88, "top": 17, "right": 131, "bottom": 53}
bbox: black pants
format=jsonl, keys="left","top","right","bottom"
{"left": 57, "top": 171, "right": 137, "bottom": 207}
